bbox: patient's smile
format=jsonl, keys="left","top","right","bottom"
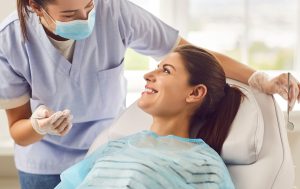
{"left": 142, "top": 85, "right": 158, "bottom": 95}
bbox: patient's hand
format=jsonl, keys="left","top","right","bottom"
{"left": 248, "top": 71, "right": 300, "bottom": 110}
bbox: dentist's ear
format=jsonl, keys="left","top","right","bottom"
{"left": 29, "top": 0, "right": 43, "bottom": 16}
{"left": 186, "top": 84, "right": 207, "bottom": 103}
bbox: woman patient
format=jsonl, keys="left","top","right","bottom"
{"left": 55, "top": 45, "right": 242, "bottom": 189}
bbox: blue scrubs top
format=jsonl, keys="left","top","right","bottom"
{"left": 0, "top": 0, "right": 179, "bottom": 174}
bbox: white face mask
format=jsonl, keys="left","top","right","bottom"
{"left": 42, "top": 6, "right": 96, "bottom": 40}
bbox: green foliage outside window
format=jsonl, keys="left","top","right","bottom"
{"left": 248, "top": 42, "right": 293, "bottom": 70}
{"left": 225, "top": 41, "right": 293, "bottom": 70}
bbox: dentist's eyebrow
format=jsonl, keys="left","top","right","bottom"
{"left": 60, "top": 0, "right": 93, "bottom": 13}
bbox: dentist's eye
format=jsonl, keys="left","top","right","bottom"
{"left": 61, "top": 14, "right": 75, "bottom": 20}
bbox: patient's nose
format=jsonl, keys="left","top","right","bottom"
{"left": 144, "top": 70, "right": 156, "bottom": 82}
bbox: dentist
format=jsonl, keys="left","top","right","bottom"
{"left": 0, "top": 0, "right": 299, "bottom": 189}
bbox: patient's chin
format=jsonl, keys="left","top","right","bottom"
{"left": 137, "top": 98, "right": 147, "bottom": 110}
{"left": 137, "top": 98, "right": 153, "bottom": 114}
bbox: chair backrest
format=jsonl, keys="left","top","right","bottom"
{"left": 225, "top": 79, "right": 294, "bottom": 189}
{"left": 88, "top": 79, "right": 295, "bottom": 189}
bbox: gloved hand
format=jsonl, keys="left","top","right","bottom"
{"left": 248, "top": 71, "right": 300, "bottom": 110}
{"left": 30, "top": 105, "right": 73, "bottom": 136}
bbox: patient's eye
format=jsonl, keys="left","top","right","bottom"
{"left": 163, "top": 67, "right": 170, "bottom": 74}
{"left": 156, "top": 64, "right": 171, "bottom": 74}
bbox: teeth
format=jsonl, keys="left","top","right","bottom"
{"left": 145, "top": 88, "right": 157, "bottom": 93}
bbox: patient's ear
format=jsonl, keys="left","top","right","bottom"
{"left": 186, "top": 84, "right": 207, "bottom": 103}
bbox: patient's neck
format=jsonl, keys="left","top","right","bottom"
{"left": 150, "top": 114, "right": 190, "bottom": 138}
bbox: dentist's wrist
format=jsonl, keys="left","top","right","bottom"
{"left": 248, "top": 71, "right": 270, "bottom": 93}
{"left": 30, "top": 117, "right": 47, "bottom": 135}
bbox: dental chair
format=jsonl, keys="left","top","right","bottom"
{"left": 89, "top": 79, "right": 295, "bottom": 189}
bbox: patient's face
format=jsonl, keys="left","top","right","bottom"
{"left": 138, "top": 53, "right": 192, "bottom": 117}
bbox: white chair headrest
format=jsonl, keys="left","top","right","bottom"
{"left": 222, "top": 79, "right": 264, "bottom": 164}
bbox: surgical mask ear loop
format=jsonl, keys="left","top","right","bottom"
{"left": 40, "top": 8, "right": 56, "bottom": 30}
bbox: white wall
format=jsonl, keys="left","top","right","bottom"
{"left": 0, "top": 1, "right": 16, "bottom": 22}
{"left": 0, "top": 0, "right": 16, "bottom": 148}
{"left": 0, "top": 110, "right": 9, "bottom": 138}
{"left": 0, "top": 0, "right": 16, "bottom": 151}
{"left": 0, "top": 2, "right": 18, "bottom": 181}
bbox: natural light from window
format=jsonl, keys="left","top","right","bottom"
{"left": 125, "top": 0, "right": 300, "bottom": 107}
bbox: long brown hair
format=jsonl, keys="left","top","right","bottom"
{"left": 17, "top": 0, "right": 53, "bottom": 40}
{"left": 174, "top": 45, "right": 243, "bottom": 154}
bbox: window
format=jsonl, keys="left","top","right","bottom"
{"left": 124, "top": 0, "right": 160, "bottom": 71}
{"left": 127, "top": 0, "right": 300, "bottom": 110}
{"left": 160, "top": 0, "right": 299, "bottom": 71}
{"left": 186, "top": 0, "right": 245, "bottom": 63}
{"left": 0, "top": 1, "right": 15, "bottom": 154}
{"left": 248, "top": 0, "right": 297, "bottom": 70}
{"left": 124, "top": 0, "right": 161, "bottom": 106}
{"left": 126, "top": 0, "right": 300, "bottom": 71}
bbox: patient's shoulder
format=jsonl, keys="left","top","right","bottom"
{"left": 186, "top": 141, "right": 227, "bottom": 168}
{"left": 101, "top": 131, "right": 145, "bottom": 153}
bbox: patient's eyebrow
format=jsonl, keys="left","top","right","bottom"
{"left": 162, "top": 64, "right": 176, "bottom": 71}
{"left": 157, "top": 64, "right": 177, "bottom": 71}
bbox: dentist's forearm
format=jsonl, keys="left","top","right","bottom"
{"left": 5, "top": 101, "right": 43, "bottom": 146}
{"left": 209, "top": 50, "right": 256, "bottom": 84}
{"left": 177, "top": 37, "right": 256, "bottom": 84}
{"left": 9, "top": 119, "right": 44, "bottom": 146}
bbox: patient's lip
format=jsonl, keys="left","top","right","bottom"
{"left": 142, "top": 85, "right": 158, "bottom": 95}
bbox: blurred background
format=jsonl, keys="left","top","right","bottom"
{"left": 0, "top": 0, "right": 300, "bottom": 188}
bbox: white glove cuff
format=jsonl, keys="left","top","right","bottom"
{"left": 30, "top": 117, "right": 47, "bottom": 135}
{"left": 248, "top": 71, "right": 270, "bottom": 93}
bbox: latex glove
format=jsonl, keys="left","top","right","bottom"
{"left": 248, "top": 71, "right": 300, "bottom": 110}
{"left": 31, "top": 105, "right": 73, "bottom": 136}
